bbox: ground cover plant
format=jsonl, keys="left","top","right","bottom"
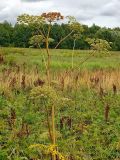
{"left": 0, "top": 46, "right": 120, "bottom": 160}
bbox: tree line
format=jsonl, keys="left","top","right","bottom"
{"left": 0, "top": 20, "right": 120, "bottom": 50}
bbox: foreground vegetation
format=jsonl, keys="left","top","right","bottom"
{"left": 0, "top": 47, "right": 120, "bottom": 159}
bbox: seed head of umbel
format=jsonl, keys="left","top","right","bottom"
{"left": 41, "top": 12, "right": 64, "bottom": 23}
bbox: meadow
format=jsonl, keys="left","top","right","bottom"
{"left": 1, "top": 47, "right": 120, "bottom": 70}
{"left": 0, "top": 47, "right": 120, "bottom": 160}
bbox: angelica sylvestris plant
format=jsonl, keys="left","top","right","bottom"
{"left": 58, "top": 97, "right": 75, "bottom": 115}
{"left": 55, "top": 16, "right": 83, "bottom": 49}
{"left": 75, "top": 38, "right": 112, "bottom": 69}
{"left": 30, "top": 86, "right": 57, "bottom": 106}
{"left": 86, "top": 38, "right": 112, "bottom": 57}
{"left": 29, "top": 35, "right": 44, "bottom": 48}
{"left": 30, "top": 86, "right": 58, "bottom": 160}
{"left": 17, "top": 12, "right": 64, "bottom": 85}
{"left": 29, "top": 144, "right": 65, "bottom": 160}
{"left": 17, "top": 12, "right": 84, "bottom": 85}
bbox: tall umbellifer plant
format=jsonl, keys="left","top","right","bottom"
{"left": 17, "top": 12, "right": 83, "bottom": 85}
{"left": 76, "top": 38, "right": 112, "bottom": 68}
{"left": 17, "top": 13, "right": 83, "bottom": 160}
{"left": 30, "top": 86, "right": 58, "bottom": 160}
{"left": 55, "top": 16, "right": 83, "bottom": 49}
{"left": 86, "top": 38, "right": 112, "bottom": 57}
{"left": 29, "top": 35, "right": 44, "bottom": 48}
{"left": 17, "top": 12, "right": 64, "bottom": 86}
{"left": 66, "top": 16, "right": 84, "bottom": 69}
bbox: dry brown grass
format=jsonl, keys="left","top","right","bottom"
{"left": 0, "top": 64, "right": 120, "bottom": 94}
{"left": 52, "top": 69, "right": 120, "bottom": 91}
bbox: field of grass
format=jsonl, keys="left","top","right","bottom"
{"left": 0, "top": 47, "right": 120, "bottom": 160}
{"left": 1, "top": 47, "right": 120, "bottom": 71}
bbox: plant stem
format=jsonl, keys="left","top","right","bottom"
{"left": 46, "top": 106, "right": 53, "bottom": 142}
{"left": 72, "top": 39, "right": 76, "bottom": 69}
{"left": 55, "top": 30, "right": 74, "bottom": 49}
{"left": 46, "top": 38, "right": 51, "bottom": 86}
{"left": 52, "top": 105, "right": 56, "bottom": 160}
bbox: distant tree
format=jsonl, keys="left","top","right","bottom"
{"left": 88, "top": 24, "right": 100, "bottom": 38}
{"left": 0, "top": 22, "right": 13, "bottom": 46}
{"left": 0, "top": 19, "right": 120, "bottom": 51}
{"left": 50, "top": 23, "right": 67, "bottom": 48}
{"left": 95, "top": 28, "right": 113, "bottom": 42}
{"left": 111, "top": 31, "right": 120, "bottom": 50}
{"left": 55, "top": 16, "right": 83, "bottom": 49}
{"left": 13, "top": 24, "right": 32, "bottom": 48}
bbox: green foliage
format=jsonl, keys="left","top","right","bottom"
{"left": 1, "top": 20, "right": 120, "bottom": 50}
{"left": 30, "top": 86, "right": 58, "bottom": 106}
{"left": 17, "top": 14, "right": 45, "bottom": 27}
{"left": 0, "top": 22, "right": 13, "bottom": 47}
{"left": 13, "top": 24, "right": 33, "bottom": 48}
{"left": 0, "top": 80, "right": 120, "bottom": 159}
{"left": 0, "top": 21, "right": 120, "bottom": 159}
{"left": 0, "top": 47, "right": 120, "bottom": 70}
{"left": 67, "top": 16, "right": 84, "bottom": 34}
{"left": 86, "top": 38, "right": 112, "bottom": 56}
{"left": 111, "top": 31, "right": 120, "bottom": 51}
{"left": 29, "top": 144, "right": 65, "bottom": 160}
{"left": 0, "top": 150, "right": 7, "bottom": 160}
{"left": 29, "top": 35, "right": 44, "bottom": 48}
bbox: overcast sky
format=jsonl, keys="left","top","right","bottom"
{"left": 0, "top": 0, "right": 120, "bottom": 28}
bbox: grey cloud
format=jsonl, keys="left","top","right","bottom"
{"left": 22, "top": 0, "right": 48, "bottom": 2}
{"left": 100, "top": 0, "right": 120, "bottom": 17}
{"left": 51, "top": 0, "right": 110, "bottom": 23}
{"left": 0, "top": 0, "right": 120, "bottom": 27}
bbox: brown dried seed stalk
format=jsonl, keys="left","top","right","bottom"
{"left": 105, "top": 103, "right": 110, "bottom": 122}
{"left": 34, "top": 78, "right": 45, "bottom": 87}
{"left": 0, "top": 54, "right": 4, "bottom": 64}
{"left": 7, "top": 108, "right": 16, "bottom": 130}
{"left": 9, "top": 77, "right": 17, "bottom": 88}
{"left": 17, "top": 122, "right": 30, "bottom": 138}
{"left": 21, "top": 75, "right": 26, "bottom": 89}
{"left": 113, "top": 84, "right": 117, "bottom": 95}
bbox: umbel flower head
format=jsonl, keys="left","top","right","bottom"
{"left": 30, "top": 86, "right": 58, "bottom": 106}
{"left": 29, "top": 144, "right": 65, "bottom": 160}
{"left": 41, "top": 12, "right": 64, "bottom": 23}
{"left": 86, "top": 38, "right": 112, "bottom": 56}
